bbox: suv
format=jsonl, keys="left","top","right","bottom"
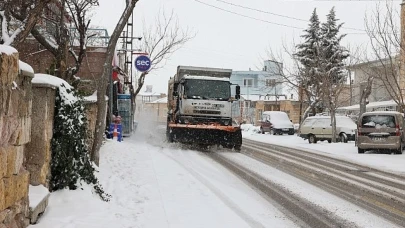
{"left": 357, "top": 111, "right": 404, "bottom": 154}
{"left": 298, "top": 115, "right": 356, "bottom": 143}
{"left": 258, "top": 111, "right": 294, "bottom": 135}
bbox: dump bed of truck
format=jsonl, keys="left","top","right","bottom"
{"left": 174, "top": 66, "right": 232, "bottom": 82}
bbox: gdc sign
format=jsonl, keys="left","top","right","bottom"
{"left": 134, "top": 55, "right": 151, "bottom": 72}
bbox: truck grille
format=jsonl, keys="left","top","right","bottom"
{"left": 193, "top": 110, "right": 221, "bottom": 115}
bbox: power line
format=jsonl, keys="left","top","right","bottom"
{"left": 194, "top": 0, "right": 303, "bottom": 29}
{"left": 216, "top": 0, "right": 308, "bottom": 22}
{"left": 216, "top": 0, "right": 366, "bottom": 32}
{"left": 195, "top": 0, "right": 370, "bottom": 35}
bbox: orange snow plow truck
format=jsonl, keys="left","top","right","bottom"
{"left": 166, "top": 65, "right": 242, "bottom": 150}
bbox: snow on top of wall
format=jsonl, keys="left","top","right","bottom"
{"left": 84, "top": 91, "right": 98, "bottom": 102}
{"left": 19, "top": 60, "right": 34, "bottom": 74}
{"left": 0, "top": 45, "right": 17, "bottom": 55}
{"left": 32, "top": 73, "right": 71, "bottom": 89}
{"left": 32, "top": 73, "right": 77, "bottom": 104}
{"left": 83, "top": 90, "right": 108, "bottom": 102}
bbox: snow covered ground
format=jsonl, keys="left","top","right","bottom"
{"left": 242, "top": 125, "right": 405, "bottom": 175}
{"left": 29, "top": 123, "right": 405, "bottom": 228}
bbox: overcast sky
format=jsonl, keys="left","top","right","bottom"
{"left": 91, "top": 0, "right": 402, "bottom": 94}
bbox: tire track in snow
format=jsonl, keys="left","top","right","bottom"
{"left": 157, "top": 147, "right": 267, "bottom": 228}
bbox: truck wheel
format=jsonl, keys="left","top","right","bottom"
{"left": 260, "top": 127, "right": 265, "bottom": 134}
{"left": 358, "top": 148, "right": 365, "bottom": 154}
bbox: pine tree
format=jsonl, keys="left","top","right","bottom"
{"left": 319, "top": 7, "right": 349, "bottom": 143}
{"left": 295, "top": 8, "right": 324, "bottom": 118}
{"left": 320, "top": 7, "right": 349, "bottom": 84}
{"left": 296, "top": 8, "right": 321, "bottom": 78}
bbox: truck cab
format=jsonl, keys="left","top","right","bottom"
{"left": 166, "top": 65, "right": 242, "bottom": 150}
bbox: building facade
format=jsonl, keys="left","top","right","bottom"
{"left": 348, "top": 57, "right": 396, "bottom": 105}
{"left": 230, "top": 60, "right": 284, "bottom": 100}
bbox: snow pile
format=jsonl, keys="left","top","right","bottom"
{"left": 240, "top": 124, "right": 260, "bottom": 133}
{"left": 29, "top": 185, "right": 50, "bottom": 209}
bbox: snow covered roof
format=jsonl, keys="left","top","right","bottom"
{"left": 138, "top": 92, "right": 161, "bottom": 97}
{"left": 241, "top": 94, "right": 287, "bottom": 102}
{"left": 337, "top": 100, "right": 397, "bottom": 111}
{"left": 0, "top": 45, "right": 17, "bottom": 55}
{"left": 363, "top": 111, "right": 401, "bottom": 115}
{"left": 147, "top": 97, "right": 167, "bottom": 104}
{"left": 183, "top": 75, "right": 230, "bottom": 81}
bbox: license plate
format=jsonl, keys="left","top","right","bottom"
{"left": 372, "top": 137, "right": 386, "bottom": 141}
{"left": 283, "top": 128, "right": 289, "bottom": 131}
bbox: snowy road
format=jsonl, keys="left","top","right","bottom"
{"left": 228, "top": 139, "right": 405, "bottom": 227}
{"left": 31, "top": 125, "right": 405, "bottom": 228}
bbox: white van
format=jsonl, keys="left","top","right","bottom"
{"left": 260, "top": 111, "right": 294, "bottom": 135}
{"left": 298, "top": 115, "right": 356, "bottom": 143}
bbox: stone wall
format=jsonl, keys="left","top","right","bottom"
{"left": 0, "top": 49, "right": 32, "bottom": 227}
{"left": 25, "top": 85, "right": 56, "bottom": 187}
{"left": 84, "top": 101, "right": 98, "bottom": 154}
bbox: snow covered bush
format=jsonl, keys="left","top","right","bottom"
{"left": 50, "top": 83, "right": 110, "bottom": 201}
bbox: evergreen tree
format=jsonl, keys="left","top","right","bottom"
{"left": 320, "top": 7, "right": 349, "bottom": 84}
{"left": 295, "top": 8, "right": 324, "bottom": 117}
{"left": 319, "top": 7, "right": 350, "bottom": 143}
{"left": 50, "top": 83, "right": 110, "bottom": 201}
{"left": 295, "top": 8, "right": 321, "bottom": 79}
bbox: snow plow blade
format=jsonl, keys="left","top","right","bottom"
{"left": 167, "top": 124, "right": 242, "bottom": 150}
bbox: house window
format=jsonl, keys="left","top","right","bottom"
{"left": 266, "top": 79, "right": 276, "bottom": 87}
{"left": 244, "top": 78, "right": 253, "bottom": 87}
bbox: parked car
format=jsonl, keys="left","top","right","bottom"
{"left": 357, "top": 111, "right": 404, "bottom": 154}
{"left": 298, "top": 115, "right": 356, "bottom": 143}
{"left": 258, "top": 111, "right": 294, "bottom": 135}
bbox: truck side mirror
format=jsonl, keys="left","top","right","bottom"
{"left": 235, "top": 85, "right": 240, "bottom": 100}
{"left": 173, "top": 91, "right": 178, "bottom": 97}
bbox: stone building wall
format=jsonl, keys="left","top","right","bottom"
{"left": 0, "top": 48, "right": 32, "bottom": 228}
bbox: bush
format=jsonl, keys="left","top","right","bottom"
{"left": 50, "top": 84, "right": 110, "bottom": 201}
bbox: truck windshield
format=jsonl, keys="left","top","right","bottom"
{"left": 184, "top": 79, "right": 230, "bottom": 100}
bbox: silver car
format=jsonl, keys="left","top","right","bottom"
{"left": 357, "top": 111, "right": 404, "bottom": 154}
